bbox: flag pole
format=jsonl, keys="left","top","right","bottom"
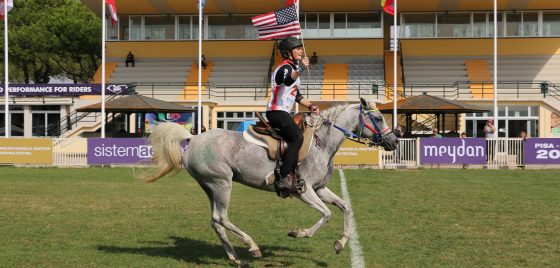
{"left": 4, "top": 0, "right": 9, "bottom": 137}
{"left": 295, "top": 0, "right": 303, "bottom": 114}
{"left": 101, "top": 0, "right": 106, "bottom": 138}
{"left": 493, "top": 0, "right": 498, "bottom": 137}
{"left": 197, "top": 0, "right": 202, "bottom": 134}
{"left": 392, "top": 0, "right": 398, "bottom": 130}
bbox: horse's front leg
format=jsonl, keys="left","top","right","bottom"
{"left": 289, "top": 185, "right": 331, "bottom": 238}
{"left": 316, "top": 187, "right": 350, "bottom": 254}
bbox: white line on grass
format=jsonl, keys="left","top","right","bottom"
{"left": 339, "top": 169, "right": 365, "bottom": 268}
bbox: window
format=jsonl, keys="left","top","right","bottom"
{"left": 347, "top": 13, "right": 381, "bottom": 37}
{"left": 543, "top": 12, "right": 560, "bottom": 36}
{"left": 178, "top": 16, "right": 193, "bottom": 39}
{"left": 334, "top": 13, "right": 346, "bottom": 37}
{"left": 208, "top": 15, "right": 256, "bottom": 39}
{"left": 106, "top": 17, "right": 119, "bottom": 40}
{"left": 119, "top": 15, "right": 130, "bottom": 40}
{"left": 31, "top": 106, "right": 61, "bottom": 137}
{"left": 129, "top": 16, "right": 142, "bottom": 40}
{"left": 437, "top": 13, "right": 471, "bottom": 37}
{"left": 216, "top": 111, "right": 258, "bottom": 131}
{"left": 505, "top": 12, "right": 521, "bottom": 37}
{"left": 303, "top": 13, "right": 318, "bottom": 38}
{"left": 403, "top": 14, "right": 435, "bottom": 38}
{"left": 488, "top": 13, "right": 503, "bottom": 37}
{"left": 318, "top": 13, "right": 330, "bottom": 37}
{"left": 145, "top": 16, "right": 175, "bottom": 40}
{"left": 473, "top": 13, "right": 487, "bottom": 37}
{"left": 523, "top": 12, "right": 539, "bottom": 37}
{"left": 465, "top": 105, "right": 539, "bottom": 138}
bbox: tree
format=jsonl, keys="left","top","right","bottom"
{"left": 0, "top": 0, "right": 101, "bottom": 84}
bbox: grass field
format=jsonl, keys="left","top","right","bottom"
{"left": 0, "top": 168, "right": 559, "bottom": 267}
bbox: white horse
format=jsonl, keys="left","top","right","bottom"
{"left": 144, "top": 98, "right": 398, "bottom": 266}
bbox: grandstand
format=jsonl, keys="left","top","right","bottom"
{"left": 3, "top": 0, "right": 560, "bottom": 138}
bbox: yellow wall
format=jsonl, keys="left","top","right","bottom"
{"left": 402, "top": 38, "right": 560, "bottom": 56}
{"left": 107, "top": 39, "right": 383, "bottom": 59}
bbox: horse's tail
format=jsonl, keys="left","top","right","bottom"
{"left": 142, "top": 122, "right": 191, "bottom": 183}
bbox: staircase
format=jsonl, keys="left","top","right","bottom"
{"left": 183, "top": 62, "right": 213, "bottom": 100}
{"left": 384, "top": 51, "right": 404, "bottom": 100}
{"left": 321, "top": 64, "right": 348, "bottom": 100}
{"left": 465, "top": 60, "right": 494, "bottom": 99}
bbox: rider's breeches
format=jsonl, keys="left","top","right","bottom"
{"left": 266, "top": 110, "right": 303, "bottom": 177}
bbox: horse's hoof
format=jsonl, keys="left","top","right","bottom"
{"left": 249, "top": 249, "right": 262, "bottom": 258}
{"left": 288, "top": 228, "right": 305, "bottom": 238}
{"left": 232, "top": 259, "right": 249, "bottom": 268}
{"left": 334, "top": 240, "right": 344, "bottom": 254}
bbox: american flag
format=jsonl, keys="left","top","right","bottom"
{"left": 252, "top": 5, "right": 301, "bottom": 40}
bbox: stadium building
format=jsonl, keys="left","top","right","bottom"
{"left": 4, "top": 0, "right": 560, "bottom": 138}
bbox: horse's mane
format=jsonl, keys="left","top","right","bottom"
{"left": 320, "top": 104, "right": 354, "bottom": 122}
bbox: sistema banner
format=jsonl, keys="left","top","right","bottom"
{"left": 420, "top": 138, "right": 487, "bottom": 164}
{"left": 0, "top": 84, "right": 131, "bottom": 96}
{"left": 88, "top": 138, "right": 154, "bottom": 165}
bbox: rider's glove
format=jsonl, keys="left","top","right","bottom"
{"left": 309, "top": 103, "right": 319, "bottom": 114}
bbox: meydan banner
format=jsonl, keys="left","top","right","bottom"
{"left": 420, "top": 138, "right": 487, "bottom": 164}
{"left": 0, "top": 84, "right": 131, "bottom": 96}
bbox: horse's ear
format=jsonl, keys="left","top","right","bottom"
{"left": 360, "top": 97, "right": 369, "bottom": 109}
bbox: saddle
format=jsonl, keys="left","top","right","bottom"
{"left": 243, "top": 112, "right": 313, "bottom": 197}
{"left": 245, "top": 112, "right": 314, "bottom": 162}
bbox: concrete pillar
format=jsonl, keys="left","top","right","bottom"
{"left": 23, "top": 105, "right": 32, "bottom": 137}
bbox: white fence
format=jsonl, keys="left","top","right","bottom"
{"left": 381, "top": 138, "right": 418, "bottom": 169}
{"left": 52, "top": 138, "right": 88, "bottom": 166}
{"left": 380, "top": 138, "right": 538, "bottom": 169}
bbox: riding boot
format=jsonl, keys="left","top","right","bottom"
{"left": 276, "top": 172, "right": 294, "bottom": 190}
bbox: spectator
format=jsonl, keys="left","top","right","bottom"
{"left": 125, "top": 51, "right": 135, "bottom": 67}
{"left": 460, "top": 132, "right": 467, "bottom": 138}
{"left": 518, "top": 129, "right": 528, "bottom": 168}
{"left": 432, "top": 128, "right": 442, "bottom": 138}
{"left": 519, "top": 129, "right": 528, "bottom": 141}
{"left": 310, "top": 51, "right": 318, "bottom": 65}
{"left": 201, "top": 55, "right": 207, "bottom": 69}
{"left": 190, "top": 125, "right": 207, "bottom": 135}
{"left": 483, "top": 119, "right": 496, "bottom": 138}
{"left": 394, "top": 125, "right": 404, "bottom": 138}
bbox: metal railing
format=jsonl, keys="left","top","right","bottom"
{"left": 124, "top": 80, "right": 557, "bottom": 102}
{"left": 52, "top": 138, "right": 88, "bottom": 166}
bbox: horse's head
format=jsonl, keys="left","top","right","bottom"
{"left": 356, "top": 98, "right": 399, "bottom": 151}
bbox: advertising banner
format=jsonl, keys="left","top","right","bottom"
{"left": 420, "top": 138, "right": 487, "bottom": 164}
{"left": 0, "top": 84, "right": 131, "bottom": 96}
{"left": 0, "top": 138, "right": 53, "bottom": 164}
{"left": 87, "top": 138, "right": 153, "bottom": 165}
{"left": 333, "top": 140, "right": 379, "bottom": 165}
{"left": 524, "top": 138, "right": 560, "bottom": 164}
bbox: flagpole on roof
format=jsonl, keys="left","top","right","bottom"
{"left": 392, "top": 0, "right": 398, "bottom": 130}
{"left": 3, "top": 0, "right": 10, "bottom": 137}
{"left": 197, "top": 0, "right": 203, "bottom": 134}
{"left": 493, "top": 0, "right": 498, "bottom": 137}
{"left": 101, "top": 0, "right": 106, "bottom": 138}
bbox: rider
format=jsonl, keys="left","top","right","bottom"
{"left": 266, "top": 36, "right": 319, "bottom": 192}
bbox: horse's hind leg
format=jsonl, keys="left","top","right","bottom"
{"left": 289, "top": 185, "right": 332, "bottom": 238}
{"left": 203, "top": 179, "right": 262, "bottom": 262}
{"left": 316, "top": 187, "right": 351, "bottom": 254}
{"left": 199, "top": 182, "right": 241, "bottom": 265}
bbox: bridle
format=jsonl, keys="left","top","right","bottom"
{"left": 329, "top": 104, "right": 392, "bottom": 147}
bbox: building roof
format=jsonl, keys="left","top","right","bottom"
{"left": 76, "top": 94, "right": 196, "bottom": 113}
{"left": 377, "top": 94, "right": 489, "bottom": 114}
{"left": 81, "top": 0, "right": 555, "bottom": 16}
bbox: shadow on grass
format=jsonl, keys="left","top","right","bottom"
{"left": 97, "top": 236, "right": 328, "bottom": 267}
